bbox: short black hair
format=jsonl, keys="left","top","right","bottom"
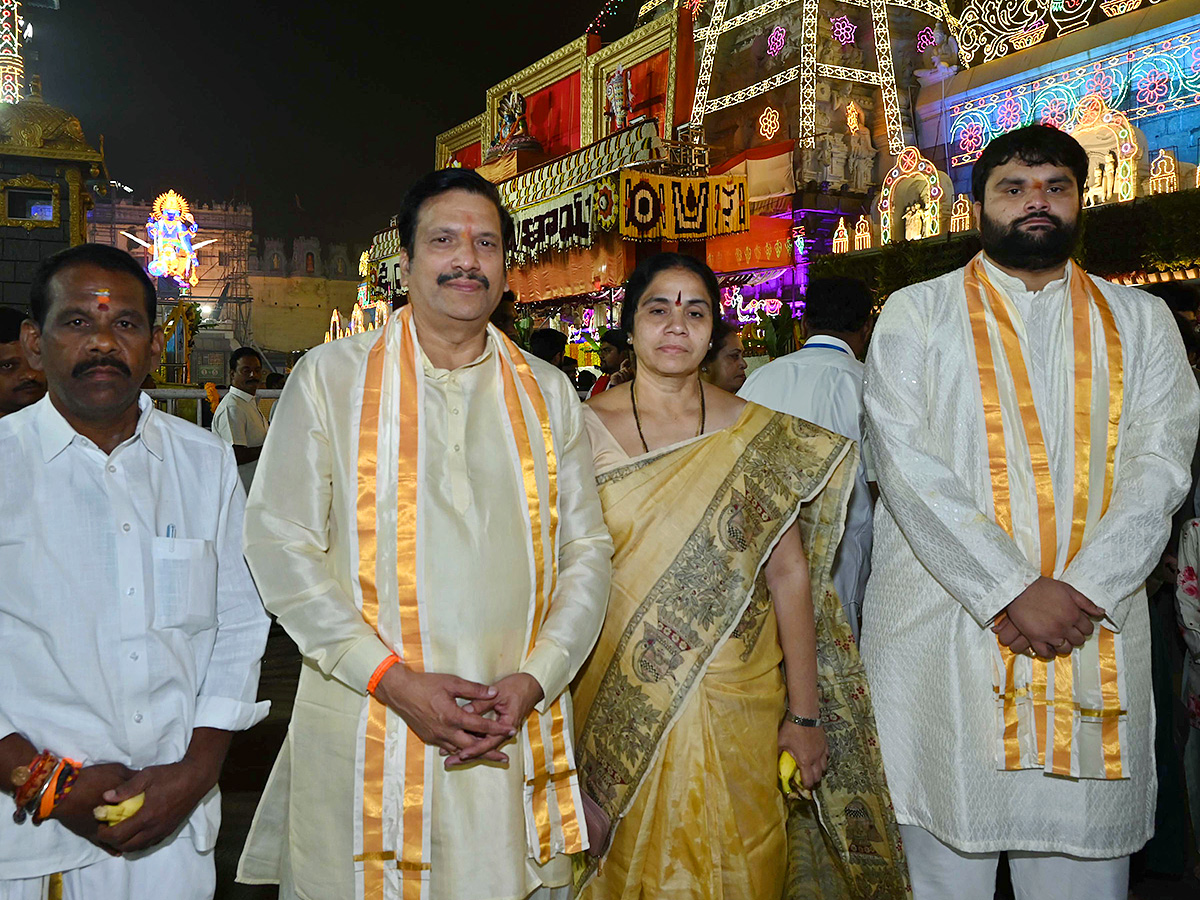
{"left": 971, "top": 124, "right": 1089, "bottom": 205}
{"left": 29, "top": 244, "right": 157, "bottom": 328}
{"left": 802, "top": 277, "right": 874, "bottom": 333}
{"left": 264, "top": 372, "right": 286, "bottom": 389}
{"left": 620, "top": 252, "right": 721, "bottom": 335}
{"left": 529, "top": 327, "right": 568, "bottom": 363}
{"left": 396, "top": 168, "right": 516, "bottom": 263}
{"left": 599, "top": 328, "right": 629, "bottom": 351}
{"left": 230, "top": 347, "right": 264, "bottom": 368}
{"left": 0, "top": 306, "right": 25, "bottom": 343}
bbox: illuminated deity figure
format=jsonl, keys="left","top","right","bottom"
{"left": 483, "top": 89, "right": 543, "bottom": 161}
{"left": 147, "top": 190, "right": 199, "bottom": 287}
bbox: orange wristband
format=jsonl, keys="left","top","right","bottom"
{"left": 367, "top": 654, "right": 401, "bottom": 695}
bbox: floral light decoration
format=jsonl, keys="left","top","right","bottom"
{"left": 1136, "top": 68, "right": 1171, "bottom": 107}
{"left": 686, "top": 0, "right": 705, "bottom": 16}
{"left": 759, "top": 105, "right": 781, "bottom": 140}
{"left": 829, "top": 15, "right": 857, "bottom": 46}
{"left": 767, "top": 25, "right": 786, "bottom": 57}
{"left": 915, "top": 26, "right": 936, "bottom": 53}
{"left": 832, "top": 217, "right": 849, "bottom": 254}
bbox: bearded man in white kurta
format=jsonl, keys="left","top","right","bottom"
{"left": 236, "top": 169, "right": 613, "bottom": 900}
{"left": 861, "top": 124, "right": 1200, "bottom": 900}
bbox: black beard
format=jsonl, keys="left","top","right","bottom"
{"left": 979, "top": 208, "right": 1078, "bottom": 272}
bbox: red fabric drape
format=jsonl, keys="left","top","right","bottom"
{"left": 627, "top": 50, "right": 670, "bottom": 138}
{"left": 452, "top": 142, "right": 482, "bottom": 169}
{"left": 526, "top": 72, "right": 582, "bottom": 158}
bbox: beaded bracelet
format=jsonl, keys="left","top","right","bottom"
{"left": 11, "top": 751, "right": 57, "bottom": 825}
{"left": 34, "top": 758, "right": 80, "bottom": 825}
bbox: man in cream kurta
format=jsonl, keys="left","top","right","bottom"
{"left": 237, "top": 170, "right": 613, "bottom": 900}
{"left": 861, "top": 126, "right": 1200, "bottom": 899}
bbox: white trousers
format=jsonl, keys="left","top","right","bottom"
{"left": 0, "top": 836, "right": 214, "bottom": 900}
{"left": 901, "top": 825, "right": 1129, "bottom": 900}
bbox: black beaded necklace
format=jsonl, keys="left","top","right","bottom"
{"left": 630, "top": 378, "right": 706, "bottom": 454}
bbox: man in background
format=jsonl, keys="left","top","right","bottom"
{"left": 0, "top": 307, "right": 45, "bottom": 418}
{"left": 529, "top": 327, "right": 568, "bottom": 368}
{"left": 588, "top": 328, "right": 631, "bottom": 397}
{"left": 211, "top": 347, "right": 268, "bottom": 491}
{"left": 739, "top": 276, "right": 875, "bottom": 636}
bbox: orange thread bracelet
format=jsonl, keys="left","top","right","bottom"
{"left": 367, "top": 654, "right": 401, "bottom": 695}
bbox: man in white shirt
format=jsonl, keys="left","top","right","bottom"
{"left": 237, "top": 169, "right": 612, "bottom": 900}
{"left": 0, "top": 307, "right": 45, "bottom": 418}
{"left": 738, "top": 277, "right": 875, "bottom": 637}
{"left": 211, "top": 346, "right": 268, "bottom": 491}
{"left": 0, "top": 244, "right": 271, "bottom": 900}
{"left": 862, "top": 125, "right": 1199, "bottom": 899}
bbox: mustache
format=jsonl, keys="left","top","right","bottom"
{"left": 436, "top": 271, "right": 490, "bottom": 289}
{"left": 1013, "top": 211, "right": 1067, "bottom": 228}
{"left": 72, "top": 356, "right": 131, "bottom": 378}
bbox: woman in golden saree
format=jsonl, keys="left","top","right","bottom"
{"left": 573, "top": 253, "right": 907, "bottom": 900}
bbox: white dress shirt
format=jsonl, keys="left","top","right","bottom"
{"left": 861, "top": 259, "right": 1199, "bottom": 856}
{"left": 211, "top": 386, "right": 269, "bottom": 492}
{"left": 739, "top": 334, "right": 874, "bottom": 636}
{"left": 0, "top": 393, "right": 271, "bottom": 879}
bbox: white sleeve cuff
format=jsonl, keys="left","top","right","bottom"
{"left": 193, "top": 696, "right": 271, "bottom": 732}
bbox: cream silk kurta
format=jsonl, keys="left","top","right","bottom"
{"left": 861, "top": 258, "right": 1200, "bottom": 856}
{"left": 237, "top": 325, "right": 613, "bottom": 900}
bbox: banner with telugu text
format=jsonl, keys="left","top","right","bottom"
{"left": 617, "top": 170, "right": 748, "bottom": 241}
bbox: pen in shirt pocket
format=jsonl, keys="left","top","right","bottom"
{"left": 166, "top": 523, "right": 176, "bottom": 551}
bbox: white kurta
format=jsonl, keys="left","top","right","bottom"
{"left": 237, "top": 326, "right": 613, "bottom": 900}
{"left": 211, "top": 385, "right": 269, "bottom": 491}
{"left": 860, "top": 259, "right": 1199, "bottom": 856}
{"left": 739, "top": 335, "right": 874, "bottom": 634}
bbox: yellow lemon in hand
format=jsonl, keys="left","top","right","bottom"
{"left": 93, "top": 793, "right": 145, "bottom": 824}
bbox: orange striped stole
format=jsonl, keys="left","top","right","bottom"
{"left": 352, "top": 307, "right": 586, "bottom": 900}
{"left": 964, "top": 253, "right": 1127, "bottom": 780}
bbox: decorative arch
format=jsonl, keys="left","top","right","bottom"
{"left": 1070, "top": 94, "right": 1141, "bottom": 204}
{"left": 878, "top": 146, "right": 943, "bottom": 244}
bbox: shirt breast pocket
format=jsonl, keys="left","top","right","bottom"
{"left": 152, "top": 536, "right": 218, "bottom": 634}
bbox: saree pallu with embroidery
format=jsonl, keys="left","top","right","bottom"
{"left": 572, "top": 405, "right": 909, "bottom": 899}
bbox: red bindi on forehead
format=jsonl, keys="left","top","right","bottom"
{"left": 675, "top": 291, "right": 682, "bottom": 307}
{"left": 93, "top": 289, "right": 110, "bottom": 311}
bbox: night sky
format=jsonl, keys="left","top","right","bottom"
{"left": 26, "top": 0, "right": 617, "bottom": 248}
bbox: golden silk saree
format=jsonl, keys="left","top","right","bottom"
{"left": 573, "top": 404, "right": 909, "bottom": 898}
